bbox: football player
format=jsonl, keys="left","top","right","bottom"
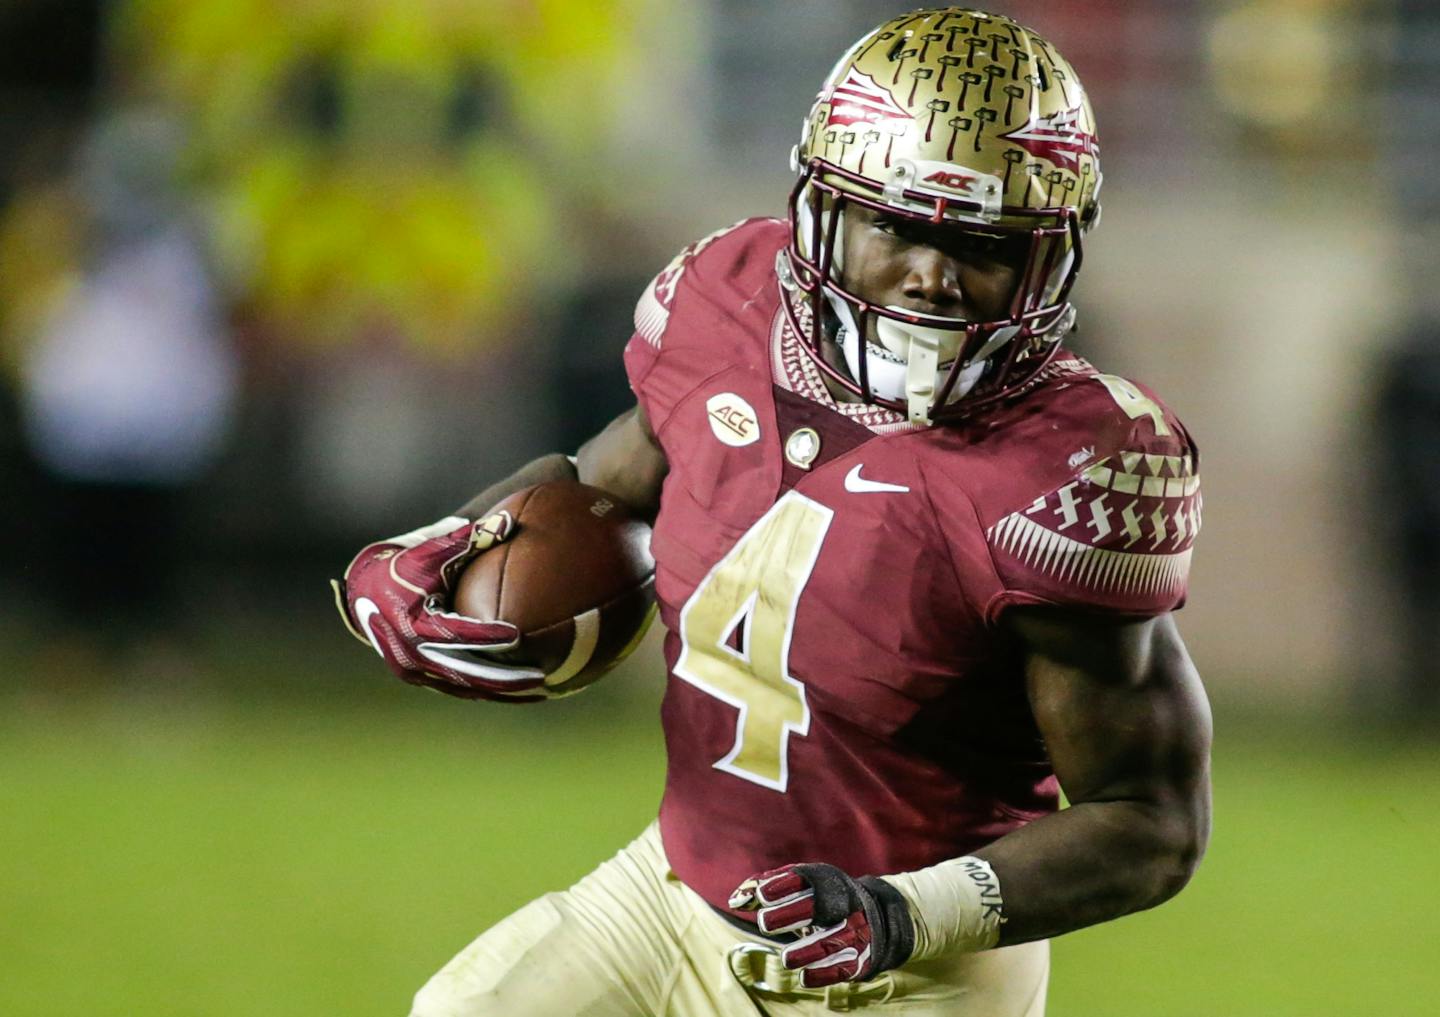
{"left": 335, "top": 8, "right": 1212, "bottom": 1015}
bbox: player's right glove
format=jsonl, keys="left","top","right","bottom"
{"left": 729, "top": 862, "right": 916, "bottom": 987}
{"left": 331, "top": 511, "right": 546, "bottom": 702}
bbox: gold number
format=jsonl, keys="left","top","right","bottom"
{"left": 1095, "top": 374, "right": 1172, "bottom": 437}
{"left": 674, "top": 491, "right": 834, "bottom": 792}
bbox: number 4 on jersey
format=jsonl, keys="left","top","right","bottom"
{"left": 674, "top": 492, "right": 834, "bottom": 792}
{"left": 1095, "top": 373, "right": 1172, "bottom": 437}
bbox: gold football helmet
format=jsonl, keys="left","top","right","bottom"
{"left": 780, "top": 8, "right": 1102, "bottom": 424}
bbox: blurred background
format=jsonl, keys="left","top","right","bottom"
{"left": 1, "top": 0, "right": 1437, "bottom": 1014}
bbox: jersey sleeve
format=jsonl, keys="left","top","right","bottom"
{"left": 622, "top": 219, "right": 758, "bottom": 432}
{"left": 974, "top": 372, "right": 1203, "bottom": 622}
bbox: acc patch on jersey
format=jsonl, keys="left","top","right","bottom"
{"left": 987, "top": 450, "right": 1201, "bottom": 603}
{"left": 706, "top": 392, "right": 761, "bottom": 447}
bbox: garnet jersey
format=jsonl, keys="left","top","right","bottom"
{"left": 623, "top": 219, "right": 1202, "bottom": 921}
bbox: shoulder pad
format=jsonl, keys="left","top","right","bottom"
{"left": 632, "top": 218, "right": 771, "bottom": 348}
{"left": 981, "top": 370, "right": 1202, "bottom": 617}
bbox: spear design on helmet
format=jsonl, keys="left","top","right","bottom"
{"left": 1025, "top": 161, "right": 1044, "bottom": 203}
{"left": 965, "top": 35, "right": 988, "bottom": 68}
{"left": 983, "top": 63, "right": 1006, "bottom": 103}
{"left": 937, "top": 53, "right": 962, "bottom": 92}
{"left": 1042, "top": 169, "right": 1069, "bottom": 206}
{"left": 1003, "top": 83, "right": 1025, "bottom": 122}
{"left": 1060, "top": 174, "right": 1078, "bottom": 211}
{"left": 1003, "top": 148, "right": 1025, "bottom": 192}
{"left": 1008, "top": 47, "right": 1031, "bottom": 81}
{"left": 946, "top": 115, "right": 973, "bottom": 161}
{"left": 891, "top": 46, "right": 918, "bottom": 86}
{"left": 973, "top": 107, "right": 998, "bottom": 152}
{"left": 908, "top": 66, "right": 934, "bottom": 106}
{"left": 957, "top": 70, "right": 983, "bottom": 109}
{"left": 924, "top": 98, "right": 951, "bottom": 142}
{"left": 857, "top": 129, "right": 882, "bottom": 174}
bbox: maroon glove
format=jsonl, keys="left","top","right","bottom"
{"left": 729, "top": 863, "right": 915, "bottom": 988}
{"left": 331, "top": 512, "right": 546, "bottom": 702}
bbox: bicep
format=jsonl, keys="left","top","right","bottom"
{"left": 576, "top": 403, "right": 668, "bottom": 521}
{"left": 1012, "top": 610, "right": 1212, "bottom": 814}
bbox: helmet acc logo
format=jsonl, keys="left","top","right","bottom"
{"left": 923, "top": 170, "right": 979, "bottom": 192}
{"left": 998, "top": 106, "right": 1098, "bottom": 172}
{"left": 706, "top": 392, "right": 761, "bottom": 448}
{"left": 884, "top": 160, "right": 1004, "bottom": 221}
{"left": 824, "top": 67, "right": 911, "bottom": 129}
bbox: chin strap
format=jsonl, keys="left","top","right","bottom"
{"left": 874, "top": 315, "right": 990, "bottom": 426}
{"left": 830, "top": 290, "right": 1008, "bottom": 425}
{"left": 901, "top": 326, "right": 940, "bottom": 426}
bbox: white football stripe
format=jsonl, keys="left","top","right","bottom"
{"left": 542, "top": 609, "right": 601, "bottom": 686}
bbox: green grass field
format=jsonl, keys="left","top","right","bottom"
{"left": 3, "top": 636, "right": 1438, "bottom": 1016}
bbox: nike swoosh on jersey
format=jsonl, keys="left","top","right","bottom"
{"left": 843, "top": 464, "right": 911, "bottom": 494}
{"left": 354, "top": 597, "right": 387, "bottom": 657}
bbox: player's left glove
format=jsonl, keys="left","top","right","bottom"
{"left": 330, "top": 511, "right": 545, "bottom": 702}
{"left": 729, "top": 863, "right": 916, "bottom": 988}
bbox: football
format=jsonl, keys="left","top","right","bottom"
{"left": 451, "top": 480, "right": 656, "bottom": 696}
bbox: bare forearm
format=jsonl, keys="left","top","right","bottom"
{"left": 454, "top": 454, "right": 577, "bottom": 520}
{"left": 975, "top": 796, "right": 1207, "bottom": 946}
{"left": 978, "top": 610, "right": 1212, "bottom": 947}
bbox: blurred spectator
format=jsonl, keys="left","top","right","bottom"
{"left": 17, "top": 109, "right": 237, "bottom": 649}
{"left": 1374, "top": 328, "right": 1440, "bottom": 728}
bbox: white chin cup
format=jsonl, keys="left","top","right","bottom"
{"left": 837, "top": 304, "right": 989, "bottom": 425}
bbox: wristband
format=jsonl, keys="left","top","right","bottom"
{"left": 879, "top": 856, "right": 1005, "bottom": 960}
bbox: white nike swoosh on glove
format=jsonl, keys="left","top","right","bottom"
{"left": 843, "top": 464, "right": 910, "bottom": 494}
{"left": 355, "top": 598, "right": 386, "bottom": 657}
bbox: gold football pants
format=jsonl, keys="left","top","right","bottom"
{"left": 410, "top": 823, "right": 1048, "bottom": 1016}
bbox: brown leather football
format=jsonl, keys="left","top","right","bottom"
{"left": 451, "top": 480, "right": 656, "bottom": 696}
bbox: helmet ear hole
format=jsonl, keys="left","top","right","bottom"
{"left": 1081, "top": 201, "right": 1102, "bottom": 230}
